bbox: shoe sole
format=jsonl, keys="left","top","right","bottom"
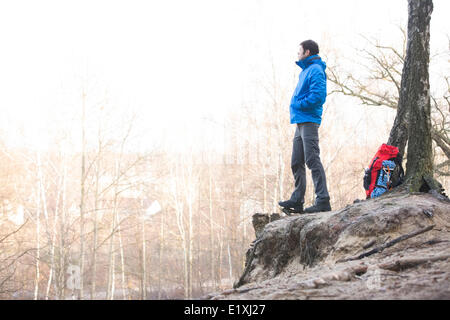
{"left": 304, "top": 208, "right": 332, "bottom": 214}
{"left": 281, "top": 207, "right": 303, "bottom": 216}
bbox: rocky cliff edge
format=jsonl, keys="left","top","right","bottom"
{"left": 207, "top": 191, "right": 450, "bottom": 300}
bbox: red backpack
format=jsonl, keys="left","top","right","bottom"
{"left": 363, "top": 144, "right": 404, "bottom": 199}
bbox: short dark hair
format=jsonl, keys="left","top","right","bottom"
{"left": 300, "top": 40, "right": 319, "bottom": 55}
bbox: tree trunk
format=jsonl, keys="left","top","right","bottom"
{"left": 79, "top": 87, "right": 86, "bottom": 299}
{"left": 240, "top": 163, "right": 247, "bottom": 278}
{"left": 118, "top": 217, "right": 128, "bottom": 300}
{"left": 227, "top": 243, "right": 233, "bottom": 282}
{"left": 106, "top": 189, "right": 118, "bottom": 300}
{"left": 188, "top": 196, "right": 193, "bottom": 299}
{"left": 217, "top": 231, "right": 223, "bottom": 288}
{"left": 45, "top": 157, "right": 64, "bottom": 300}
{"left": 263, "top": 163, "right": 267, "bottom": 213}
{"left": 208, "top": 164, "right": 216, "bottom": 291}
{"left": 273, "top": 154, "right": 279, "bottom": 212}
{"left": 141, "top": 206, "right": 147, "bottom": 300}
{"left": 58, "top": 155, "right": 68, "bottom": 299}
{"left": 90, "top": 174, "right": 99, "bottom": 300}
{"left": 91, "top": 134, "right": 101, "bottom": 299}
{"left": 403, "top": 0, "right": 434, "bottom": 191}
{"left": 34, "top": 152, "right": 42, "bottom": 300}
{"left": 158, "top": 208, "right": 165, "bottom": 299}
{"left": 173, "top": 164, "right": 188, "bottom": 299}
{"left": 387, "top": 99, "right": 409, "bottom": 159}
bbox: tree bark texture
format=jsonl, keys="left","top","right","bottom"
{"left": 403, "top": 0, "right": 434, "bottom": 191}
{"left": 388, "top": 0, "right": 433, "bottom": 164}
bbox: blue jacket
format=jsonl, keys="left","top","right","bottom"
{"left": 289, "top": 54, "right": 327, "bottom": 125}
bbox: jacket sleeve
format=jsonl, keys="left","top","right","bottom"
{"left": 297, "top": 67, "right": 326, "bottom": 110}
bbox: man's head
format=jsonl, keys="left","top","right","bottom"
{"left": 298, "top": 40, "right": 319, "bottom": 61}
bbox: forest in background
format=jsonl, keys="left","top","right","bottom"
{"left": 0, "top": 22, "right": 449, "bottom": 300}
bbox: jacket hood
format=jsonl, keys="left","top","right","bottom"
{"left": 296, "top": 54, "right": 327, "bottom": 71}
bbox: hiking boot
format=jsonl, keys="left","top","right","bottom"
{"left": 281, "top": 206, "right": 303, "bottom": 216}
{"left": 278, "top": 199, "right": 302, "bottom": 209}
{"left": 304, "top": 199, "right": 331, "bottom": 214}
{"left": 279, "top": 200, "right": 303, "bottom": 215}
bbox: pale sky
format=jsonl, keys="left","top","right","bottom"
{"left": 0, "top": 0, "right": 448, "bottom": 154}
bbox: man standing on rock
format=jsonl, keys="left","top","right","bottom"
{"left": 279, "top": 40, "right": 331, "bottom": 215}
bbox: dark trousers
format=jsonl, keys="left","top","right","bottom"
{"left": 290, "top": 123, "right": 330, "bottom": 204}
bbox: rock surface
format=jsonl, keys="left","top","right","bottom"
{"left": 207, "top": 191, "right": 450, "bottom": 300}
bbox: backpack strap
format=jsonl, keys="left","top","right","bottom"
{"left": 391, "top": 153, "right": 405, "bottom": 188}
{"left": 369, "top": 157, "right": 378, "bottom": 170}
{"left": 365, "top": 157, "right": 379, "bottom": 198}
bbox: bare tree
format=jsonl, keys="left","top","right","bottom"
{"left": 327, "top": 1, "right": 448, "bottom": 188}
